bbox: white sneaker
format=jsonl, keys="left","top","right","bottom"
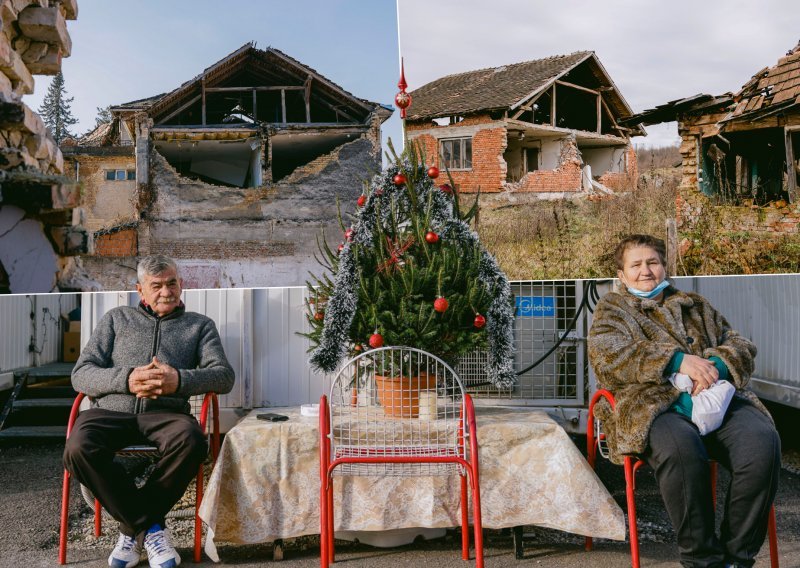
{"left": 108, "top": 532, "right": 142, "bottom": 568}
{"left": 143, "top": 523, "right": 181, "bottom": 568}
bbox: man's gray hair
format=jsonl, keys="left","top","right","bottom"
{"left": 137, "top": 255, "right": 179, "bottom": 283}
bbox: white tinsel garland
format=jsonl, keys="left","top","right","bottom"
{"left": 309, "top": 161, "right": 516, "bottom": 388}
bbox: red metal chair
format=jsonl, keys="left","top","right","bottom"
{"left": 58, "top": 392, "right": 220, "bottom": 565}
{"left": 585, "top": 389, "right": 778, "bottom": 568}
{"left": 319, "top": 346, "right": 483, "bottom": 567}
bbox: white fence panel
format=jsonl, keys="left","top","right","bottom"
{"left": 253, "top": 287, "right": 327, "bottom": 407}
{"left": 0, "top": 293, "right": 79, "bottom": 373}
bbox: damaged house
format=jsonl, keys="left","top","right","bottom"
{"left": 622, "top": 41, "right": 800, "bottom": 236}
{"left": 64, "top": 42, "right": 391, "bottom": 290}
{"left": 406, "top": 51, "right": 644, "bottom": 198}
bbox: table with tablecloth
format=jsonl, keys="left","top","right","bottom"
{"left": 198, "top": 405, "right": 625, "bottom": 560}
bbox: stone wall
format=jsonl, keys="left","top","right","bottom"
{"left": 0, "top": 0, "right": 83, "bottom": 293}
{"left": 0, "top": 0, "right": 76, "bottom": 175}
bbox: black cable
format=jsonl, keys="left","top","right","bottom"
{"left": 465, "top": 279, "right": 608, "bottom": 391}
{"left": 514, "top": 281, "right": 591, "bottom": 377}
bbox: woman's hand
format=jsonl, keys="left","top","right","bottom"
{"left": 679, "top": 354, "right": 719, "bottom": 394}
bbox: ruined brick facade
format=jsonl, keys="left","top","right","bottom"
{"left": 407, "top": 52, "right": 641, "bottom": 199}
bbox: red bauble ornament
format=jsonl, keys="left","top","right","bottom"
{"left": 425, "top": 231, "right": 439, "bottom": 244}
{"left": 369, "top": 333, "right": 384, "bottom": 348}
{"left": 393, "top": 173, "right": 407, "bottom": 186}
{"left": 434, "top": 297, "right": 449, "bottom": 313}
{"left": 439, "top": 183, "right": 453, "bottom": 195}
{"left": 354, "top": 344, "right": 363, "bottom": 352}
{"left": 427, "top": 166, "right": 440, "bottom": 179}
{"left": 394, "top": 90, "right": 412, "bottom": 112}
{"left": 344, "top": 228, "right": 354, "bottom": 242}
{"left": 337, "top": 243, "right": 344, "bottom": 254}
{"left": 314, "top": 311, "right": 325, "bottom": 321}
{"left": 473, "top": 314, "right": 486, "bottom": 329}
{"left": 357, "top": 194, "right": 366, "bottom": 207}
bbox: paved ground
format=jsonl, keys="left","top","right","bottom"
{"left": 1, "top": 437, "right": 798, "bottom": 568}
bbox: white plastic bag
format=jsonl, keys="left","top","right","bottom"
{"left": 668, "top": 373, "right": 736, "bottom": 435}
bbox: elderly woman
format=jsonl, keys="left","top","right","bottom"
{"left": 588, "top": 234, "right": 780, "bottom": 568}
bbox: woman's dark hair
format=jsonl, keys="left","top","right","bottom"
{"left": 614, "top": 234, "right": 667, "bottom": 270}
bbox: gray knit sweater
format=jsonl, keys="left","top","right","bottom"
{"left": 72, "top": 305, "right": 235, "bottom": 414}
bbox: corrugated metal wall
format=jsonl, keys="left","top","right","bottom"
{"left": 672, "top": 274, "right": 800, "bottom": 407}
{"left": 0, "top": 293, "right": 80, "bottom": 373}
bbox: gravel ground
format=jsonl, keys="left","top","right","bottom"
{"left": 1, "top": 440, "right": 798, "bottom": 567}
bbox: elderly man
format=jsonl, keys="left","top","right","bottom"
{"left": 63, "top": 255, "right": 235, "bottom": 568}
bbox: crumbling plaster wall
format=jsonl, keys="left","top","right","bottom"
{"left": 597, "top": 145, "right": 637, "bottom": 192}
{"left": 503, "top": 136, "right": 582, "bottom": 194}
{"left": 82, "top": 136, "right": 380, "bottom": 290}
{"left": 63, "top": 154, "right": 137, "bottom": 232}
{"left": 675, "top": 113, "right": 800, "bottom": 235}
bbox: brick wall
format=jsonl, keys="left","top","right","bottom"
{"left": 94, "top": 228, "right": 137, "bottom": 256}
{"left": 675, "top": 114, "right": 800, "bottom": 235}
{"left": 151, "top": 240, "right": 295, "bottom": 259}
{"left": 407, "top": 117, "right": 507, "bottom": 193}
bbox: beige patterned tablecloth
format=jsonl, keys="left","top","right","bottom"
{"left": 198, "top": 405, "right": 625, "bottom": 560}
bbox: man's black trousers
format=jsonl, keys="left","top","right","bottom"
{"left": 63, "top": 408, "right": 207, "bottom": 537}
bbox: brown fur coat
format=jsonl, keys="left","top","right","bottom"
{"left": 588, "top": 283, "right": 771, "bottom": 464}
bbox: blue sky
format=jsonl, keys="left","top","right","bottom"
{"left": 25, "top": 0, "right": 402, "bottom": 158}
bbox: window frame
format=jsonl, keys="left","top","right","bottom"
{"left": 104, "top": 169, "right": 136, "bottom": 181}
{"left": 439, "top": 137, "right": 473, "bottom": 171}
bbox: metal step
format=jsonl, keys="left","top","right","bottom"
{"left": 18, "top": 386, "right": 77, "bottom": 399}
{"left": 12, "top": 398, "right": 74, "bottom": 409}
{"left": 0, "top": 425, "right": 66, "bottom": 439}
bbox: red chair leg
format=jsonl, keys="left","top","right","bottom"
{"left": 319, "top": 475, "right": 328, "bottom": 568}
{"left": 327, "top": 479, "right": 335, "bottom": 564}
{"left": 460, "top": 473, "right": 469, "bottom": 560}
{"left": 624, "top": 457, "right": 640, "bottom": 568}
{"left": 194, "top": 464, "right": 204, "bottom": 563}
{"left": 94, "top": 498, "right": 102, "bottom": 537}
{"left": 59, "top": 469, "right": 70, "bottom": 565}
{"left": 768, "top": 504, "right": 779, "bottom": 568}
{"left": 470, "top": 466, "right": 484, "bottom": 568}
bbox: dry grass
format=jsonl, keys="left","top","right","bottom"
{"left": 477, "top": 168, "right": 680, "bottom": 279}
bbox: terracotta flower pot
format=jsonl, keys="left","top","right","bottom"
{"left": 374, "top": 372, "right": 435, "bottom": 418}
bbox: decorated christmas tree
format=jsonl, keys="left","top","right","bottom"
{"left": 304, "top": 141, "right": 516, "bottom": 389}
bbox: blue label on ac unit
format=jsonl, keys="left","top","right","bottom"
{"left": 516, "top": 296, "right": 556, "bottom": 317}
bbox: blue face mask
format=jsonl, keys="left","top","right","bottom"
{"left": 627, "top": 279, "right": 669, "bottom": 299}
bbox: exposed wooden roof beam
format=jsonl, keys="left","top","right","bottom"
{"left": 510, "top": 89, "right": 549, "bottom": 120}
{"left": 555, "top": 79, "right": 599, "bottom": 96}
{"left": 157, "top": 94, "right": 201, "bottom": 124}
{"left": 204, "top": 86, "right": 305, "bottom": 93}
